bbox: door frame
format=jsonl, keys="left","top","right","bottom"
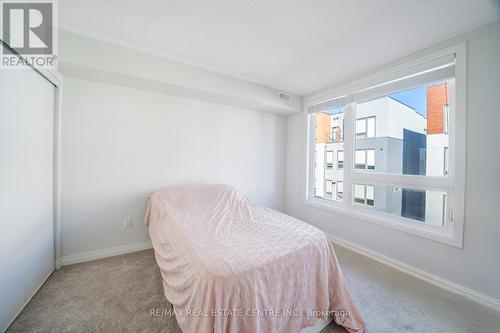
{"left": 1, "top": 39, "right": 63, "bottom": 269}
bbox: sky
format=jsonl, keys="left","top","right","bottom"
{"left": 326, "top": 107, "right": 343, "bottom": 115}
{"left": 390, "top": 86, "right": 427, "bottom": 117}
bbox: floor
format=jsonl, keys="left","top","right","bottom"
{"left": 7, "top": 245, "right": 500, "bottom": 333}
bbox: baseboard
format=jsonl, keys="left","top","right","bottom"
{"left": 4, "top": 269, "right": 53, "bottom": 332}
{"left": 58, "top": 240, "right": 152, "bottom": 266}
{"left": 327, "top": 233, "right": 500, "bottom": 312}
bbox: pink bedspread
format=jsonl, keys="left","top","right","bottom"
{"left": 145, "top": 184, "right": 365, "bottom": 333}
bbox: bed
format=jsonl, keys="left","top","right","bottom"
{"left": 144, "top": 184, "right": 365, "bottom": 333}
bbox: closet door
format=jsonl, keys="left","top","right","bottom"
{"left": 0, "top": 67, "right": 55, "bottom": 331}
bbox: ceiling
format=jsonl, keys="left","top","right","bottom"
{"left": 59, "top": 0, "right": 499, "bottom": 95}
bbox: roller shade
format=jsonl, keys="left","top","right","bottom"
{"left": 352, "top": 53, "right": 455, "bottom": 103}
{"left": 308, "top": 96, "right": 346, "bottom": 114}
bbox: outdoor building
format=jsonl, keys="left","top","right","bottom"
{"left": 314, "top": 84, "right": 449, "bottom": 225}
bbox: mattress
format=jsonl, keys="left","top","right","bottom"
{"left": 144, "top": 184, "right": 365, "bottom": 333}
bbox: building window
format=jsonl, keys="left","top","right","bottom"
{"left": 355, "top": 116, "right": 376, "bottom": 139}
{"left": 324, "top": 179, "right": 334, "bottom": 199}
{"left": 337, "top": 150, "right": 344, "bottom": 169}
{"left": 336, "top": 181, "right": 343, "bottom": 201}
{"left": 354, "top": 184, "right": 374, "bottom": 206}
{"left": 355, "top": 149, "right": 375, "bottom": 170}
{"left": 306, "top": 45, "right": 466, "bottom": 247}
{"left": 325, "top": 150, "right": 333, "bottom": 168}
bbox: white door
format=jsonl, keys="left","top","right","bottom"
{"left": 0, "top": 67, "right": 56, "bottom": 331}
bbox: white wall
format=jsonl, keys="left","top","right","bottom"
{"left": 285, "top": 21, "right": 500, "bottom": 300}
{"left": 60, "top": 77, "right": 286, "bottom": 257}
{"left": 59, "top": 30, "right": 301, "bottom": 115}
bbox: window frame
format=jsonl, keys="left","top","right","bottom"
{"left": 336, "top": 180, "right": 344, "bottom": 201}
{"left": 304, "top": 43, "right": 466, "bottom": 248}
{"left": 355, "top": 149, "right": 375, "bottom": 170}
{"left": 337, "top": 150, "right": 344, "bottom": 169}
{"left": 353, "top": 184, "right": 375, "bottom": 206}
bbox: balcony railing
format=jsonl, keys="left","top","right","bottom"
{"left": 327, "top": 131, "right": 344, "bottom": 143}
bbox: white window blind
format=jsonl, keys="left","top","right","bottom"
{"left": 352, "top": 54, "right": 455, "bottom": 103}
{"left": 308, "top": 96, "right": 346, "bottom": 114}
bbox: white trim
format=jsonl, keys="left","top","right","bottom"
{"left": 2, "top": 34, "right": 63, "bottom": 268}
{"left": 304, "top": 43, "right": 466, "bottom": 248}
{"left": 39, "top": 68, "right": 62, "bottom": 87}
{"left": 3, "top": 269, "right": 53, "bottom": 332}
{"left": 306, "top": 198, "right": 459, "bottom": 247}
{"left": 449, "top": 42, "right": 467, "bottom": 247}
{"left": 58, "top": 240, "right": 153, "bottom": 267}
{"left": 53, "top": 77, "right": 63, "bottom": 269}
{"left": 342, "top": 98, "right": 355, "bottom": 208}
{"left": 327, "top": 233, "right": 500, "bottom": 312}
{"left": 350, "top": 172, "right": 451, "bottom": 191}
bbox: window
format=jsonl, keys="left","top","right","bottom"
{"left": 306, "top": 44, "right": 466, "bottom": 247}
{"left": 336, "top": 181, "right": 343, "bottom": 201}
{"left": 355, "top": 149, "right": 375, "bottom": 170}
{"left": 324, "top": 179, "right": 334, "bottom": 199}
{"left": 337, "top": 150, "right": 344, "bottom": 169}
{"left": 355, "top": 82, "right": 451, "bottom": 177}
{"left": 353, "top": 184, "right": 374, "bottom": 206}
{"left": 356, "top": 117, "right": 376, "bottom": 138}
{"left": 325, "top": 150, "right": 333, "bottom": 168}
{"left": 353, "top": 185, "right": 447, "bottom": 226}
{"left": 311, "top": 102, "right": 345, "bottom": 202}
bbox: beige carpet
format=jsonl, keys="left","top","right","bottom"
{"left": 7, "top": 244, "right": 500, "bottom": 332}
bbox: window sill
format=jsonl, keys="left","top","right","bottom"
{"left": 303, "top": 197, "right": 463, "bottom": 248}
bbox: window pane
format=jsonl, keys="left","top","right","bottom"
{"left": 336, "top": 181, "right": 343, "bottom": 200}
{"left": 355, "top": 150, "right": 366, "bottom": 169}
{"left": 325, "top": 180, "right": 333, "bottom": 193}
{"left": 354, "top": 184, "right": 365, "bottom": 199}
{"left": 367, "top": 150, "right": 375, "bottom": 169}
{"left": 337, "top": 151, "right": 344, "bottom": 162}
{"left": 326, "top": 151, "right": 333, "bottom": 164}
{"left": 366, "top": 185, "right": 374, "bottom": 200}
{"left": 353, "top": 184, "right": 446, "bottom": 226}
{"left": 355, "top": 150, "right": 366, "bottom": 163}
{"left": 355, "top": 82, "right": 452, "bottom": 177}
{"left": 367, "top": 117, "right": 376, "bottom": 137}
{"left": 312, "top": 108, "right": 345, "bottom": 202}
{"left": 356, "top": 118, "right": 366, "bottom": 132}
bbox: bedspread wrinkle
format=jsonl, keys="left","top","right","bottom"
{"left": 145, "top": 184, "right": 365, "bottom": 333}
